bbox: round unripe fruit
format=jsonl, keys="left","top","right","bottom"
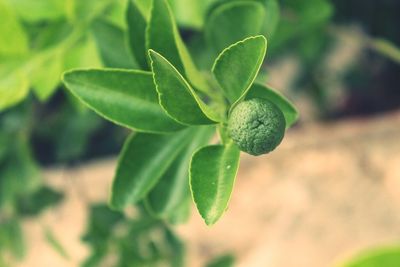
{"left": 228, "top": 98, "right": 286, "bottom": 156}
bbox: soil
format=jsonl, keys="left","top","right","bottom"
{"left": 18, "top": 111, "right": 400, "bottom": 267}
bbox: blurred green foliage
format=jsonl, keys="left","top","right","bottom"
{"left": 0, "top": 0, "right": 399, "bottom": 266}
{"left": 81, "top": 204, "right": 186, "bottom": 267}
{"left": 340, "top": 245, "right": 400, "bottom": 267}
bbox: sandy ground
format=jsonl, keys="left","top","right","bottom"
{"left": 18, "top": 110, "right": 400, "bottom": 267}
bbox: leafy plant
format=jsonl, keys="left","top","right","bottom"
{"left": 338, "top": 245, "right": 400, "bottom": 267}
{"left": 63, "top": 0, "right": 298, "bottom": 226}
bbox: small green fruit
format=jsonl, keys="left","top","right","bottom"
{"left": 228, "top": 98, "right": 286, "bottom": 156}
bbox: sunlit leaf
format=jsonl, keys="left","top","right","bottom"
{"left": 190, "top": 142, "right": 240, "bottom": 225}
{"left": 149, "top": 50, "right": 221, "bottom": 124}
{"left": 110, "top": 128, "right": 196, "bottom": 210}
{"left": 146, "top": 0, "right": 209, "bottom": 92}
{"left": 146, "top": 125, "right": 215, "bottom": 218}
{"left": 212, "top": 35, "right": 267, "bottom": 105}
{"left": 126, "top": 0, "right": 149, "bottom": 69}
{"left": 63, "top": 69, "right": 185, "bottom": 133}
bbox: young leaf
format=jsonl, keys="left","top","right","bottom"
{"left": 212, "top": 35, "right": 267, "bottom": 105}
{"left": 146, "top": 0, "right": 209, "bottom": 92}
{"left": 205, "top": 1, "right": 265, "bottom": 53}
{"left": 146, "top": 0, "right": 185, "bottom": 73}
{"left": 63, "top": 69, "right": 184, "bottom": 133}
{"left": 126, "top": 0, "right": 149, "bottom": 70}
{"left": 110, "top": 129, "right": 195, "bottom": 210}
{"left": 190, "top": 142, "right": 240, "bottom": 225}
{"left": 146, "top": 125, "right": 215, "bottom": 218}
{"left": 149, "top": 50, "right": 222, "bottom": 124}
{"left": 246, "top": 83, "right": 299, "bottom": 128}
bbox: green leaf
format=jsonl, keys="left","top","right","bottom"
{"left": 0, "top": 132, "right": 8, "bottom": 162}
{"left": 369, "top": 38, "right": 400, "bottom": 65}
{"left": 165, "top": 229, "right": 186, "bottom": 267}
{"left": 340, "top": 245, "right": 400, "bottom": 267}
{"left": 103, "top": 0, "right": 127, "bottom": 29}
{"left": 5, "top": 0, "right": 66, "bottom": 22}
{"left": 126, "top": 0, "right": 149, "bottom": 70}
{"left": 259, "top": 0, "right": 280, "bottom": 38}
{"left": 0, "top": 69, "right": 29, "bottom": 111}
{"left": 62, "top": 69, "right": 184, "bottom": 133}
{"left": 133, "top": 0, "right": 152, "bottom": 19}
{"left": 169, "top": 0, "right": 217, "bottom": 29}
{"left": 0, "top": 0, "right": 28, "bottom": 56}
{"left": 146, "top": 125, "right": 215, "bottom": 218}
{"left": 32, "top": 51, "right": 64, "bottom": 101}
{"left": 63, "top": 36, "right": 103, "bottom": 70}
{"left": 54, "top": 108, "right": 102, "bottom": 161}
{"left": 16, "top": 186, "right": 64, "bottom": 217}
{"left": 0, "top": 219, "right": 26, "bottom": 260}
{"left": 205, "top": 1, "right": 265, "bottom": 53}
{"left": 271, "top": 0, "right": 333, "bottom": 50}
{"left": 0, "top": 140, "right": 41, "bottom": 209}
{"left": 44, "top": 227, "right": 70, "bottom": 260}
{"left": 146, "top": 0, "right": 209, "bottom": 92}
{"left": 206, "top": 253, "right": 235, "bottom": 267}
{"left": 110, "top": 129, "right": 195, "bottom": 210}
{"left": 149, "top": 50, "right": 221, "bottom": 124}
{"left": 70, "top": 0, "right": 114, "bottom": 22}
{"left": 91, "top": 19, "right": 137, "bottom": 69}
{"left": 190, "top": 142, "right": 240, "bottom": 225}
{"left": 82, "top": 204, "right": 124, "bottom": 247}
{"left": 166, "top": 197, "right": 191, "bottom": 225}
{"left": 212, "top": 35, "right": 267, "bottom": 105}
{"left": 246, "top": 83, "right": 298, "bottom": 128}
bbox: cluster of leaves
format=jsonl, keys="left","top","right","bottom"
{"left": 81, "top": 204, "right": 184, "bottom": 267}
{"left": 81, "top": 204, "right": 235, "bottom": 267}
{"left": 0, "top": 103, "right": 65, "bottom": 265}
{"left": 63, "top": 0, "right": 298, "bottom": 227}
{"left": 0, "top": 0, "right": 130, "bottom": 263}
{"left": 4, "top": 0, "right": 399, "bottom": 266}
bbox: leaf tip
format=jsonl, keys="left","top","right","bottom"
{"left": 108, "top": 195, "right": 122, "bottom": 212}
{"left": 61, "top": 70, "right": 73, "bottom": 84}
{"left": 204, "top": 217, "right": 218, "bottom": 226}
{"left": 147, "top": 48, "right": 157, "bottom": 57}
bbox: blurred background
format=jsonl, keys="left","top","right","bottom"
{"left": 0, "top": 0, "right": 400, "bottom": 266}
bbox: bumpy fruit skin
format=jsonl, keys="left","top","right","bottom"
{"left": 228, "top": 98, "right": 286, "bottom": 156}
